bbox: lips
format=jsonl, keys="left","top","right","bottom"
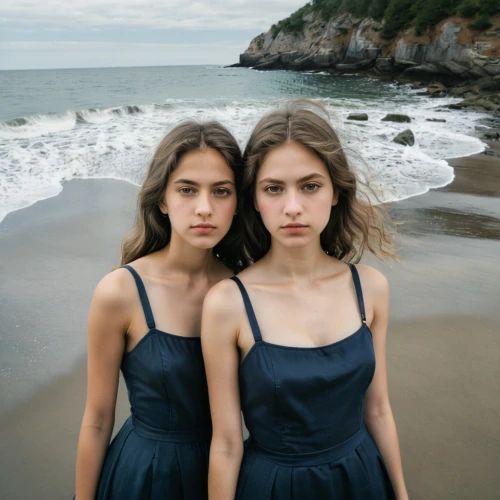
{"left": 282, "top": 223, "right": 308, "bottom": 234}
{"left": 191, "top": 223, "right": 216, "bottom": 234}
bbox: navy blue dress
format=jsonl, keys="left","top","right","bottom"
{"left": 231, "top": 264, "right": 395, "bottom": 499}
{"left": 91, "top": 265, "right": 211, "bottom": 499}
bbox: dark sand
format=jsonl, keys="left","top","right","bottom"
{"left": 0, "top": 150, "right": 499, "bottom": 499}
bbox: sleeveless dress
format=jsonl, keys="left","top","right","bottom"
{"left": 81, "top": 265, "right": 212, "bottom": 499}
{"left": 230, "top": 263, "right": 395, "bottom": 500}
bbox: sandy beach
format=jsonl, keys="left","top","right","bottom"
{"left": 0, "top": 147, "right": 499, "bottom": 499}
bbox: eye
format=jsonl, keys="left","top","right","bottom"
{"left": 214, "top": 187, "right": 231, "bottom": 196}
{"left": 264, "top": 185, "right": 283, "bottom": 194}
{"left": 179, "top": 187, "right": 195, "bottom": 195}
{"left": 303, "top": 183, "right": 320, "bottom": 192}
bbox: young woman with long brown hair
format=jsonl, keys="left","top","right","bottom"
{"left": 202, "top": 101, "right": 408, "bottom": 499}
{"left": 74, "top": 120, "right": 242, "bottom": 500}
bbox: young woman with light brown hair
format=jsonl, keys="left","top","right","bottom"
{"left": 74, "top": 120, "right": 243, "bottom": 500}
{"left": 202, "top": 101, "right": 408, "bottom": 499}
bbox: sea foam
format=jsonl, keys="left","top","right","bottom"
{"left": 0, "top": 96, "right": 488, "bottom": 222}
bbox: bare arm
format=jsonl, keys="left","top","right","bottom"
{"left": 362, "top": 266, "right": 408, "bottom": 500}
{"left": 201, "top": 280, "right": 244, "bottom": 500}
{"left": 75, "top": 271, "right": 131, "bottom": 500}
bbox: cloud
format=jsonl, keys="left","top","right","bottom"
{"left": 0, "top": 1, "right": 307, "bottom": 69}
{"left": 1, "top": 0, "right": 306, "bottom": 31}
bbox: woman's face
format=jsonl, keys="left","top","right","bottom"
{"left": 161, "top": 147, "right": 237, "bottom": 250}
{"left": 254, "top": 141, "right": 337, "bottom": 250}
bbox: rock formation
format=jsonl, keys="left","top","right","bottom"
{"left": 234, "top": 13, "right": 500, "bottom": 86}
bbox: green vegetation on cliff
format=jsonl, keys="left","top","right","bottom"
{"left": 271, "top": 0, "right": 500, "bottom": 39}
{"left": 271, "top": 5, "right": 310, "bottom": 36}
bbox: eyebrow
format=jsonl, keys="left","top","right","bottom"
{"left": 173, "top": 179, "right": 235, "bottom": 187}
{"left": 258, "top": 173, "right": 326, "bottom": 185}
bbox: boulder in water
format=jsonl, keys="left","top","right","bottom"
{"left": 428, "top": 82, "right": 448, "bottom": 97}
{"left": 347, "top": 113, "right": 368, "bottom": 121}
{"left": 393, "top": 129, "right": 415, "bottom": 146}
{"left": 484, "top": 131, "right": 500, "bottom": 140}
{"left": 382, "top": 113, "right": 411, "bottom": 123}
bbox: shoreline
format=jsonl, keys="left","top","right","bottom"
{"left": 0, "top": 149, "right": 499, "bottom": 498}
{"left": 0, "top": 176, "right": 141, "bottom": 226}
{"left": 231, "top": 64, "right": 500, "bottom": 119}
{"left": 0, "top": 112, "right": 491, "bottom": 226}
{"left": 1, "top": 143, "right": 498, "bottom": 411}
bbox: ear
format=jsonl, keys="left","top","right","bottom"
{"left": 159, "top": 201, "right": 168, "bottom": 215}
{"left": 332, "top": 189, "right": 339, "bottom": 207}
{"left": 254, "top": 196, "right": 260, "bottom": 213}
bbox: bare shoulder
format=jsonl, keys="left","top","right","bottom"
{"left": 87, "top": 268, "right": 137, "bottom": 343}
{"left": 354, "top": 264, "right": 389, "bottom": 300}
{"left": 203, "top": 278, "right": 244, "bottom": 325}
{"left": 204, "top": 278, "right": 243, "bottom": 311}
{"left": 92, "top": 267, "right": 137, "bottom": 312}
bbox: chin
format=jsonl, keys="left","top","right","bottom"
{"left": 189, "top": 237, "right": 220, "bottom": 250}
{"left": 278, "top": 236, "right": 314, "bottom": 249}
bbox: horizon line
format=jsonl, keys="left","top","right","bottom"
{"left": 0, "top": 62, "right": 241, "bottom": 72}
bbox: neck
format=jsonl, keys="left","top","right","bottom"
{"left": 157, "top": 233, "right": 217, "bottom": 280}
{"left": 262, "top": 239, "right": 329, "bottom": 282}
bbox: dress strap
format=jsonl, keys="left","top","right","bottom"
{"left": 230, "top": 276, "right": 263, "bottom": 343}
{"left": 347, "top": 263, "right": 366, "bottom": 325}
{"left": 121, "top": 265, "right": 156, "bottom": 330}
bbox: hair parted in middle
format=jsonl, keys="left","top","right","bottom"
{"left": 241, "top": 100, "right": 398, "bottom": 266}
{"left": 121, "top": 120, "right": 244, "bottom": 272}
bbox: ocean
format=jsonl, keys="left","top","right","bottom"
{"left": 0, "top": 64, "right": 490, "bottom": 224}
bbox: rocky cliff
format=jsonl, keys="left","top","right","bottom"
{"left": 235, "top": 13, "right": 500, "bottom": 86}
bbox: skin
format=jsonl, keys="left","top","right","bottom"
{"left": 75, "top": 147, "right": 237, "bottom": 500}
{"left": 201, "top": 141, "right": 409, "bottom": 500}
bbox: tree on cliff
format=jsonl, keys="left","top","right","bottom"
{"left": 381, "top": 0, "right": 416, "bottom": 38}
{"left": 410, "top": 0, "right": 500, "bottom": 34}
{"left": 369, "top": 0, "right": 390, "bottom": 21}
{"left": 274, "top": 0, "right": 499, "bottom": 39}
{"left": 457, "top": 0, "right": 500, "bottom": 30}
{"left": 412, "top": 0, "right": 461, "bottom": 35}
{"left": 458, "top": 0, "right": 500, "bottom": 17}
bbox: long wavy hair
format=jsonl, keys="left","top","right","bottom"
{"left": 121, "top": 120, "right": 243, "bottom": 271}
{"left": 241, "top": 100, "right": 398, "bottom": 265}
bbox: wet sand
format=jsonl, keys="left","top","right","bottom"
{"left": 0, "top": 151, "right": 499, "bottom": 499}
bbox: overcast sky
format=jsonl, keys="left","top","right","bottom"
{"left": 0, "top": 0, "right": 306, "bottom": 70}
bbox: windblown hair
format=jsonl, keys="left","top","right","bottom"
{"left": 241, "top": 100, "right": 398, "bottom": 265}
{"left": 121, "top": 120, "right": 243, "bottom": 271}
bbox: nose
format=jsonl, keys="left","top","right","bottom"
{"left": 283, "top": 190, "right": 303, "bottom": 218}
{"left": 195, "top": 191, "right": 213, "bottom": 217}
